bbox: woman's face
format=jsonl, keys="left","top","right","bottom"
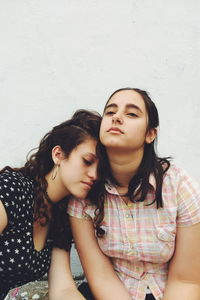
{"left": 100, "top": 90, "right": 154, "bottom": 152}
{"left": 56, "top": 138, "right": 98, "bottom": 199}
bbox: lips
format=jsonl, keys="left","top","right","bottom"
{"left": 107, "top": 127, "right": 123, "bottom": 133}
{"left": 81, "top": 181, "right": 94, "bottom": 189}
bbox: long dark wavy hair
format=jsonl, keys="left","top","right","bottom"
{"left": 89, "top": 88, "right": 171, "bottom": 237}
{"left": 1, "top": 109, "right": 101, "bottom": 249}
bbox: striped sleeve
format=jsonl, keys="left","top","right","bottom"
{"left": 176, "top": 169, "right": 200, "bottom": 226}
{"left": 67, "top": 197, "right": 92, "bottom": 220}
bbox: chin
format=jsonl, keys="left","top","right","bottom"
{"left": 74, "top": 192, "right": 88, "bottom": 200}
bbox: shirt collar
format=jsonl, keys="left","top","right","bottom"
{"left": 105, "top": 173, "right": 156, "bottom": 194}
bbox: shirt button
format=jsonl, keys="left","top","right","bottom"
{"left": 131, "top": 247, "right": 139, "bottom": 255}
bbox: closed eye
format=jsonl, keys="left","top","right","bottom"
{"left": 83, "top": 158, "right": 93, "bottom": 166}
{"left": 127, "top": 113, "right": 138, "bottom": 117}
{"left": 104, "top": 110, "right": 115, "bottom": 116}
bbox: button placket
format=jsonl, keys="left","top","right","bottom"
{"left": 124, "top": 201, "right": 139, "bottom": 256}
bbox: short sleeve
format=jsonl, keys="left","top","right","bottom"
{"left": 67, "top": 197, "right": 94, "bottom": 220}
{"left": 176, "top": 168, "right": 200, "bottom": 227}
{"left": 0, "top": 170, "right": 20, "bottom": 222}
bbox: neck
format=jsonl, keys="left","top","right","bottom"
{"left": 106, "top": 147, "right": 144, "bottom": 187}
{"left": 45, "top": 171, "right": 70, "bottom": 204}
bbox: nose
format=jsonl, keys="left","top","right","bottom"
{"left": 88, "top": 164, "right": 98, "bottom": 181}
{"left": 112, "top": 113, "right": 123, "bottom": 124}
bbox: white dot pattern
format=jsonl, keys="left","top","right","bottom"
{"left": 0, "top": 170, "right": 53, "bottom": 299}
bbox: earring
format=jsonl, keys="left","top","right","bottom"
{"left": 51, "top": 164, "right": 58, "bottom": 180}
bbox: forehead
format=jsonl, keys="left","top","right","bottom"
{"left": 107, "top": 90, "right": 146, "bottom": 111}
{"left": 73, "top": 138, "right": 97, "bottom": 155}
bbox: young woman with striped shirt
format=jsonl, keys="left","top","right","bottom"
{"left": 69, "top": 88, "right": 200, "bottom": 300}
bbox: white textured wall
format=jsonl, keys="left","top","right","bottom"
{"left": 0, "top": 0, "right": 200, "bottom": 179}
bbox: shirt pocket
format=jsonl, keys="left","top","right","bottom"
{"left": 96, "top": 225, "right": 125, "bottom": 258}
{"left": 137, "top": 224, "right": 176, "bottom": 263}
{"left": 155, "top": 224, "right": 176, "bottom": 262}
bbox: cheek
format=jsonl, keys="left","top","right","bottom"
{"left": 99, "top": 130, "right": 106, "bottom": 144}
{"left": 133, "top": 121, "right": 148, "bottom": 134}
{"left": 60, "top": 161, "right": 80, "bottom": 180}
{"left": 99, "top": 126, "right": 104, "bottom": 142}
{"left": 99, "top": 120, "right": 107, "bottom": 139}
{"left": 62, "top": 169, "right": 79, "bottom": 185}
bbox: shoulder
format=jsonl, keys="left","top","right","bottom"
{"left": 0, "top": 169, "right": 21, "bottom": 195}
{"left": 68, "top": 196, "right": 96, "bottom": 220}
{"left": 0, "top": 169, "right": 34, "bottom": 209}
{"left": 164, "top": 164, "right": 200, "bottom": 226}
{"left": 0, "top": 169, "right": 34, "bottom": 198}
{"left": 164, "top": 163, "right": 186, "bottom": 178}
{"left": 164, "top": 163, "right": 199, "bottom": 189}
{"left": 0, "top": 168, "right": 33, "bottom": 187}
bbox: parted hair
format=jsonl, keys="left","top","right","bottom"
{"left": 89, "top": 88, "right": 171, "bottom": 238}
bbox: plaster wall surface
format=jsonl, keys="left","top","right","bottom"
{"left": 0, "top": 0, "right": 200, "bottom": 179}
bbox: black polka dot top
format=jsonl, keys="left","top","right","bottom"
{"left": 0, "top": 169, "right": 53, "bottom": 299}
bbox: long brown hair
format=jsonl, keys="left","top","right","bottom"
{"left": 1, "top": 109, "right": 101, "bottom": 249}
{"left": 89, "top": 88, "right": 170, "bottom": 238}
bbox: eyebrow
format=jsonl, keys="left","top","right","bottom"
{"left": 104, "top": 103, "right": 143, "bottom": 113}
{"left": 84, "top": 153, "right": 97, "bottom": 160}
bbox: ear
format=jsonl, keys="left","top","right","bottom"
{"left": 145, "top": 128, "right": 157, "bottom": 144}
{"left": 52, "top": 145, "right": 65, "bottom": 165}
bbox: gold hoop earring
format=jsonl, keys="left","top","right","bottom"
{"left": 51, "top": 165, "right": 58, "bottom": 180}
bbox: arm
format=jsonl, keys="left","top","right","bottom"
{"left": 0, "top": 200, "right": 8, "bottom": 233}
{"left": 70, "top": 216, "right": 132, "bottom": 300}
{"left": 163, "top": 222, "right": 200, "bottom": 300}
{"left": 48, "top": 247, "right": 86, "bottom": 300}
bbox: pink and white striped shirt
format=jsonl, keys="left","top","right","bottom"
{"left": 68, "top": 164, "right": 200, "bottom": 300}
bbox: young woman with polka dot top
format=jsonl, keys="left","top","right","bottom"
{"left": 0, "top": 109, "right": 101, "bottom": 300}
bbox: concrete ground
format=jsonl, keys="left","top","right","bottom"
{"left": 5, "top": 276, "right": 84, "bottom": 300}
